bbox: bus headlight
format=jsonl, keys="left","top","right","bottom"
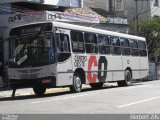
{"left": 41, "top": 72, "right": 55, "bottom": 78}
{"left": 47, "top": 72, "right": 55, "bottom": 76}
{"left": 10, "top": 75, "right": 17, "bottom": 79}
{"left": 10, "top": 75, "right": 13, "bottom": 79}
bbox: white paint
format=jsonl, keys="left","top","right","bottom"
{"left": 118, "top": 85, "right": 152, "bottom": 90}
{"left": 117, "top": 96, "right": 160, "bottom": 108}
{"left": 31, "top": 93, "right": 91, "bottom": 104}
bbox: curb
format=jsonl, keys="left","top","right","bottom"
{"left": 0, "top": 83, "right": 114, "bottom": 98}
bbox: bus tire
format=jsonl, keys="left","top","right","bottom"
{"left": 33, "top": 84, "right": 46, "bottom": 96}
{"left": 117, "top": 70, "right": 132, "bottom": 87}
{"left": 90, "top": 82, "right": 104, "bottom": 89}
{"left": 70, "top": 73, "right": 82, "bottom": 93}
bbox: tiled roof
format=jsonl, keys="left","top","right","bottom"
{"left": 65, "top": 7, "right": 109, "bottom": 22}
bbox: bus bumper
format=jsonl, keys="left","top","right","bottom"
{"left": 9, "top": 76, "right": 56, "bottom": 88}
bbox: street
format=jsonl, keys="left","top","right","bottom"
{"left": 0, "top": 80, "right": 160, "bottom": 114}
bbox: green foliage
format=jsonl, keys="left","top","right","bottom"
{"left": 129, "top": 18, "right": 160, "bottom": 55}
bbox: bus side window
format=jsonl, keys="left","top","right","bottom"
{"left": 84, "top": 33, "right": 98, "bottom": 54}
{"left": 71, "top": 31, "right": 84, "bottom": 53}
{"left": 130, "top": 39, "right": 139, "bottom": 56}
{"left": 138, "top": 41, "right": 147, "bottom": 56}
{"left": 111, "top": 36, "right": 121, "bottom": 55}
{"left": 120, "top": 38, "right": 130, "bottom": 56}
{"left": 98, "top": 35, "right": 110, "bottom": 54}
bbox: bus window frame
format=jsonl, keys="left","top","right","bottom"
{"left": 84, "top": 32, "right": 98, "bottom": 54}
{"left": 138, "top": 41, "right": 147, "bottom": 57}
{"left": 97, "top": 34, "right": 111, "bottom": 55}
{"left": 120, "top": 37, "right": 131, "bottom": 56}
{"left": 70, "top": 30, "right": 85, "bottom": 53}
{"left": 110, "top": 36, "right": 121, "bottom": 55}
{"left": 129, "top": 39, "right": 139, "bottom": 57}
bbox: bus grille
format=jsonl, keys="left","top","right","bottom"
{"left": 16, "top": 68, "right": 42, "bottom": 73}
{"left": 19, "top": 73, "right": 40, "bottom": 79}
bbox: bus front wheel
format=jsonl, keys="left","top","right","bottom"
{"left": 90, "top": 82, "right": 104, "bottom": 89}
{"left": 117, "top": 70, "right": 132, "bottom": 87}
{"left": 33, "top": 84, "right": 46, "bottom": 96}
{"left": 70, "top": 73, "right": 82, "bottom": 93}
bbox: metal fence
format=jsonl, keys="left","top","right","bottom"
{"left": 148, "top": 62, "right": 160, "bottom": 80}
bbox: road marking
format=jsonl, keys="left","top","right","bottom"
{"left": 120, "top": 85, "right": 152, "bottom": 90}
{"left": 117, "top": 96, "right": 160, "bottom": 108}
{"left": 31, "top": 93, "right": 90, "bottom": 104}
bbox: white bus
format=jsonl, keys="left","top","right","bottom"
{"left": 8, "top": 21, "right": 149, "bottom": 96}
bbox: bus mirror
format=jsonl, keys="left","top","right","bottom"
{"left": 5, "top": 62, "right": 8, "bottom": 66}
{"left": 54, "top": 28, "right": 58, "bottom": 32}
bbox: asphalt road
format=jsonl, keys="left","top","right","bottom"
{"left": 0, "top": 80, "right": 160, "bottom": 114}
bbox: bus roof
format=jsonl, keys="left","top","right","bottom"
{"left": 9, "top": 21, "right": 146, "bottom": 41}
{"left": 53, "top": 21, "right": 146, "bottom": 41}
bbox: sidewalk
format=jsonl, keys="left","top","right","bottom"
{"left": 0, "top": 87, "right": 73, "bottom": 98}
{"left": 0, "top": 88, "right": 34, "bottom": 98}
{"left": 0, "top": 83, "right": 116, "bottom": 98}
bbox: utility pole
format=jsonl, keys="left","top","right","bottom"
{"left": 81, "top": 0, "right": 84, "bottom": 8}
{"left": 135, "top": 0, "right": 139, "bottom": 35}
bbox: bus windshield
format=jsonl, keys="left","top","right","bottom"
{"left": 9, "top": 32, "right": 55, "bottom": 68}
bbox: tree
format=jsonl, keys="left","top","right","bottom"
{"left": 129, "top": 17, "right": 160, "bottom": 56}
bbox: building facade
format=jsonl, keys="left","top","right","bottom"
{"left": 84, "top": 0, "right": 160, "bottom": 21}
{"left": 124, "top": 0, "right": 160, "bottom": 21}
{"left": 0, "top": 0, "right": 81, "bottom": 36}
{"left": 83, "top": 0, "right": 109, "bottom": 11}
{"left": 83, "top": 0, "right": 125, "bottom": 16}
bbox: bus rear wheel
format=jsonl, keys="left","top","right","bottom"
{"left": 90, "top": 82, "right": 104, "bottom": 89}
{"left": 33, "top": 84, "right": 46, "bottom": 96}
{"left": 70, "top": 73, "right": 82, "bottom": 93}
{"left": 117, "top": 70, "right": 132, "bottom": 87}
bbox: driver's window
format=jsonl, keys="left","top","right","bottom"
{"left": 55, "top": 33, "right": 70, "bottom": 53}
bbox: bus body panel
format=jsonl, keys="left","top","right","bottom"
{"left": 8, "top": 64, "right": 57, "bottom": 87}
{"left": 122, "top": 56, "right": 141, "bottom": 79}
{"left": 139, "top": 57, "right": 149, "bottom": 78}
{"left": 107, "top": 55, "right": 124, "bottom": 81}
{"left": 57, "top": 57, "right": 73, "bottom": 86}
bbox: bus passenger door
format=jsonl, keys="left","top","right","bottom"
{"left": 138, "top": 41, "right": 149, "bottom": 79}
{"left": 129, "top": 39, "right": 141, "bottom": 79}
{"left": 55, "top": 29, "right": 73, "bottom": 86}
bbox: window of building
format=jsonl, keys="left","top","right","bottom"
{"left": 111, "top": 36, "right": 121, "bottom": 55}
{"left": 84, "top": 33, "right": 98, "bottom": 53}
{"left": 98, "top": 34, "right": 110, "bottom": 54}
{"left": 154, "top": 0, "right": 159, "bottom": 6}
{"left": 130, "top": 39, "right": 139, "bottom": 56}
{"left": 120, "top": 38, "right": 130, "bottom": 56}
{"left": 71, "top": 31, "right": 84, "bottom": 53}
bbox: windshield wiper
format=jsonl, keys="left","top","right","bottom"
{"left": 17, "top": 54, "right": 28, "bottom": 66}
{"left": 15, "top": 44, "right": 24, "bottom": 56}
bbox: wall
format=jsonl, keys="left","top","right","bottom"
{"left": 83, "top": 0, "right": 109, "bottom": 11}
{"left": 124, "top": 0, "right": 151, "bottom": 22}
{"left": 150, "top": 0, "right": 160, "bottom": 17}
{"left": 0, "top": 0, "right": 80, "bottom": 7}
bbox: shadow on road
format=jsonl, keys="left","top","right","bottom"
{"left": 0, "top": 82, "right": 144, "bottom": 102}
